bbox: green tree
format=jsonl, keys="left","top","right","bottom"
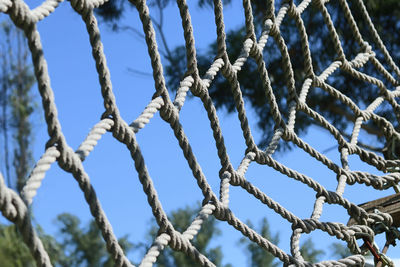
{"left": 299, "top": 238, "right": 325, "bottom": 262}
{"left": 97, "top": 0, "right": 400, "bottom": 151}
{"left": 239, "top": 218, "right": 280, "bottom": 267}
{"left": 0, "top": 20, "right": 36, "bottom": 193}
{"left": 0, "top": 22, "right": 13, "bottom": 188}
{"left": 0, "top": 212, "right": 134, "bottom": 267}
{"left": 163, "top": 0, "right": 400, "bottom": 150}
{"left": 239, "top": 218, "right": 324, "bottom": 266}
{"left": 0, "top": 19, "right": 44, "bottom": 266}
{"left": 0, "top": 224, "right": 65, "bottom": 266}
{"left": 136, "top": 204, "right": 231, "bottom": 267}
{"left": 55, "top": 213, "right": 133, "bottom": 267}
{"left": 95, "top": 1, "right": 400, "bottom": 264}
{"left": 329, "top": 242, "right": 352, "bottom": 258}
{"left": 0, "top": 224, "right": 35, "bottom": 267}
{"left": 0, "top": 21, "right": 133, "bottom": 267}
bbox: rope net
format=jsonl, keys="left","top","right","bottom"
{"left": 1, "top": 0, "right": 399, "bottom": 265}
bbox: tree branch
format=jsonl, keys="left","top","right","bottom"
{"left": 319, "top": 128, "right": 383, "bottom": 154}
{"left": 321, "top": 103, "right": 384, "bottom": 137}
{"left": 1, "top": 24, "right": 12, "bottom": 188}
{"left": 112, "top": 25, "right": 146, "bottom": 43}
{"left": 126, "top": 67, "right": 153, "bottom": 77}
{"left": 152, "top": 0, "right": 173, "bottom": 61}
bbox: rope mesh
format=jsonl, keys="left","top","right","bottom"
{"left": 1, "top": 0, "right": 399, "bottom": 266}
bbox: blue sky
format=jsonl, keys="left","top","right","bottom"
{"left": 1, "top": 0, "right": 399, "bottom": 265}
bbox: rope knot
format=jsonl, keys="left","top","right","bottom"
{"left": 221, "top": 56, "right": 237, "bottom": 84}
{"left": 221, "top": 170, "right": 232, "bottom": 182}
{"left": 350, "top": 224, "right": 374, "bottom": 242}
{"left": 361, "top": 41, "right": 372, "bottom": 54}
{"left": 361, "top": 110, "right": 372, "bottom": 121}
{"left": 160, "top": 102, "right": 179, "bottom": 123}
{"left": 340, "top": 142, "right": 355, "bottom": 155}
{"left": 313, "top": 0, "right": 326, "bottom": 9}
{"left": 212, "top": 201, "right": 230, "bottom": 221}
{"left": 245, "top": 151, "right": 256, "bottom": 161}
{"left": 70, "top": 0, "right": 91, "bottom": 14}
{"left": 287, "top": 1, "right": 298, "bottom": 17}
{"left": 8, "top": 0, "right": 36, "bottom": 30}
{"left": 368, "top": 210, "right": 393, "bottom": 228}
{"left": 282, "top": 128, "right": 295, "bottom": 142}
{"left": 263, "top": 19, "right": 273, "bottom": 34}
{"left": 230, "top": 171, "right": 244, "bottom": 186}
{"left": 0, "top": 185, "right": 19, "bottom": 222}
{"left": 349, "top": 225, "right": 375, "bottom": 254}
{"left": 58, "top": 146, "right": 80, "bottom": 173}
{"left": 111, "top": 118, "right": 136, "bottom": 147}
{"left": 340, "top": 59, "right": 352, "bottom": 72}
{"left": 189, "top": 76, "right": 206, "bottom": 98}
{"left": 269, "top": 22, "right": 280, "bottom": 38}
{"left": 168, "top": 230, "right": 185, "bottom": 251}
{"left": 0, "top": 0, "right": 12, "bottom": 13}
{"left": 291, "top": 219, "right": 311, "bottom": 234}
{"left": 338, "top": 170, "right": 357, "bottom": 185}
{"left": 248, "top": 40, "right": 262, "bottom": 59}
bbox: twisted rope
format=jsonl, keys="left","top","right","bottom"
{"left": 1, "top": 0, "right": 399, "bottom": 265}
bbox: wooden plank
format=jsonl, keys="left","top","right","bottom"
{"left": 348, "top": 193, "right": 400, "bottom": 227}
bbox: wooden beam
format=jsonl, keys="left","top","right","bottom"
{"left": 348, "top": 193, "right": 400, "bottom": 227}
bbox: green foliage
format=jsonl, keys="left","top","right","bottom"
{"left": 299, "top": 238, "right": 325, "bottom": 262}
{"left": 0, "top": 20, "right": 135, "bottom": 267}
{"left": 95, "top": 0, "right": 232, "bottom": 23}
{"left": 0, "top": 224, "right": 35, "bottom": 267}
{"left": 97, "top": 0, "right": 400, "bottom": 151}
{"left": 55, "top": 213, "right": 133, "bottom": 267}
{"left": 136, "top": 204, "right": 231, "bottom": 267}
{"left": 165, "top": 0, "right": 400, "bottom": 150}
{"left": 329, "top": 242, "right": 352, "bottom": 258}
{"left": 0, "top": 20, "right": 36, "bottom": 193}
{"left": 239, "top": 218, "right": 280, "bottom": 267}
{"left": 0, "top": 215, "right": 134, "bottom": 267}
{"left": 0, "top": 224, "right": 64, "bottom": 266}
{"left": 239, "top": 219, "right": 325, "bottom": 266}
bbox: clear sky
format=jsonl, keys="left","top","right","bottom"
{"left": 1, "top": 0, "right": 399, "bottom": 266}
